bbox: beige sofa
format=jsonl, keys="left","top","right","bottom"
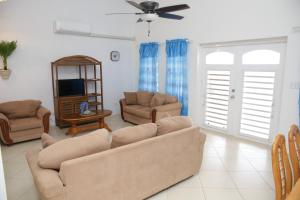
{"left": 26, "top": 117, "right": 206, "bottom": 200}
{"left": 0, "top": 100, "right": 51, "bottom": 145}
{"left": 120, "top": 91, "right": 182, "bottom": 124}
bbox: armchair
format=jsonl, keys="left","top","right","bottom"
{"left": 0, "top": 100, "right": 50, "bottom": 145}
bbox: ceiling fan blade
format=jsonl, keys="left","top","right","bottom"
{"left": 155, "top": 4, "right": 190, "bottom": 13}
{"left": 158, "top": 13, "right": 184, "bottom": 20}
{"left": 126, "top": 1, "right": 145, "bottom": 11}
{"left": 137, "top": 18, "right": 143, "bottom": 23}
{"left": 106, "top": 12, "right": 143, "bottom": 15}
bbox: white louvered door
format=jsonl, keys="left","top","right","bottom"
{"left": 240, "top": 71, "right": 275, "bottom": 139}
{"left": 200, "top": 41, "right": 286, "bottom": 142}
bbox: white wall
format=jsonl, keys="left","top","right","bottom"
{"left": 134, "top": 0, "right": 300, "bottom": 141}
{"left": 0, "top": 0, "right": 138, "bottom": 122}
{"left": 1, "top": 0, "right": 299, "bottom": 140}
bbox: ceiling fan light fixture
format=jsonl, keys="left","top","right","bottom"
{"left": 141, "top": 13, "right": 158, "bottom": 22}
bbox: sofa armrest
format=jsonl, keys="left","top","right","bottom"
{"left": 37, "top": 106, "right": 51, "bottom": 119}
{"left": 37, "top": 106, "right": 51, "bottom": 133}
{"left": 0, "top": 113, "right": 12, "bottom": 145}
{"left": 154, "top": 102, "right": 181, "bottom": 112}
{"left": 26, "top": 149, "right": 65, "bottom": 200}
{"left": 150, "top": 103, "right": 182, "bottom": 123}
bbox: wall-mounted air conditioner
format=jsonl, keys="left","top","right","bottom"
{"left": 53, "top": 20, "right": 135, "bottom": 41}
{"left": 54, "top": 20, "right": 91, "bottom": 36}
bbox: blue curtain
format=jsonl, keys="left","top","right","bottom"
{"left": 138, "top": 42, "right": 159, "bottom": 92}
{"left": 165, "top": 39, "right": 189, "bottom": 116}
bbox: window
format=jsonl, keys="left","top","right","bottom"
{"left": 206, "top": 52, "right": 234, "bottom": 65}
{"left": 138, "top": 42, "right": 159, "bottom": 92}
{"left": 165, "top": 39, "right": 189, "bottom": 115}
{"left": 243, "top": 50, "right": 280, "bottom": 64}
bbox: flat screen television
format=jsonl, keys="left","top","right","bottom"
{"left": 58, "top": 79, "right": 85, "bottom": 97}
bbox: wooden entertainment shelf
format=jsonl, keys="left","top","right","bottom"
{"left": 51, "top": 55, "right": 104, "bottom": 127}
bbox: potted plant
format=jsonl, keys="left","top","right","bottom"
{"left": 0, "top": 40, "right": 17, "bottom": 79}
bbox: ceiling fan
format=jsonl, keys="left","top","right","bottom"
{"left": 106, "top": 0, "right": 190, "bottom": 36}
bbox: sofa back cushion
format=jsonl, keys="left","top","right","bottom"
{"left": 164, "top": 95, "right": 177, "bottom": 104}
{"left": 156, "top": 116, "right": 193, "bottom": 136}
{"left": 0, "top": 100, "right": 41, "bottom": 119}
{"left": 38, "top": 129, "right": 110, "bottom": 170}
{"left": 136, "top": 91, "right": 154, "bottom": 107}
{"left": 150, "top": 93, "right": 166, "bottom": 107}
{"left": 111, "top": 123, "right": 157, "bottom": 148}
{"left": 124, "top": 92, "right": 137, "bottom": 105}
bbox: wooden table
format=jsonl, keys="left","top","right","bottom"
{"left": 62, "top": 110, "right": 112, "bottom": 136}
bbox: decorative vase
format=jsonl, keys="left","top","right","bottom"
{"left": 0, "top": 69, "right": 11, "bottom": 79}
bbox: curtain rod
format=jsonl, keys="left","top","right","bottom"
{"left": 139, "top": 40, "right": 193, "bottom": 45}
{"left": 199, "top": 36, "right": 287, "bottom": 48}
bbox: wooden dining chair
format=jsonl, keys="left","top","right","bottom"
{"left": 272, "top": 134, "right": 293, "bottom": 200}
{"left": 288, "top": 124, "right": 300, "bottom": 184}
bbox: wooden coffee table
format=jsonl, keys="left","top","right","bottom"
{"left": 62, "top": 110, "right": 112, "bottom": 136}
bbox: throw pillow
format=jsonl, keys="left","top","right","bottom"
{"left": 111, "top": 123, "right": 157, "bottom": 148}
{"left": 41, "top": 133, "right": 57, "bottom": 148}
{"left": 156, "top": 116, "right": 193, "bottom": 136}
{"left": 150, "top": 93, "right": 166, "bottom": 107}
{"left": 0, "top": 100, "right": 41, "bottom": 119}
{"left": 124, "top": 92, "right": 137, "bottom": 105}
{"left": 38, "top": 129, "right": 110, "bottom": 170}
{"left": 137, "top": 91, "right": 154, "bottom": 107}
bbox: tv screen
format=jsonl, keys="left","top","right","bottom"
{"left": 58, "top": 79, "right": 85, "bottom": 97}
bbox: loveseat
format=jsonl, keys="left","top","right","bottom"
{"left": 26, "top": 116, "right": 206, "bottom": 200}
{"left": 0, "top": 100, "right": 50, "bottom": 144}
{"left": 120, "top": 91, "right": 182, "bottom": 124}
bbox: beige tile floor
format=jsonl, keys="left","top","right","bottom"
{"left": 1, "top": 115, "right": 275, "bottom": 200}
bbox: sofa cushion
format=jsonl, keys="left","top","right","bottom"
{"left": 111, "top": 123, "right": 157, "bottom": 148}
{"left": 124, "top": 105, "right": 152, "bottom": 119}
{"left": 150, "top": 93, "right": 166, "bottom": 107}
{"left": 124, "top": 92, "right": 137, "bottom": 105}
{"left": 137, "top": 91, "right": 154, "bottom": 107}
{"left": 164, "top": 95, "right": 177, "bottom": 104}
{"left": 0, "top": 100, "right": 41, "bottom": 119}
{"left": 38, "top": 129, "right": 110, "bottom": 170}
{"left": 10, "top": 117, "right": 42, "bottom": 132}
{"left": 156, "top": 116, "right": 193, "bottom": 136}
{"left": 123, "top": 105, "right": 144, "bottom": 113}
{"left": 41, "top": 133, "right": 57, "bottom": 148}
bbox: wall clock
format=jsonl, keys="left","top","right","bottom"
{"left": 110, "top": 51, "right": 120, "bottom": 61}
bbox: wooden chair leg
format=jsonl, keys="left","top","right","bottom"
{"left": 119, "top": 100, "right": 125, "bottom": 121}
{"left": 151, "top": 109, "right": 157, "bottom": 123}
{"left": 43, "top": 113, "right": 51, "bottom": 133}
